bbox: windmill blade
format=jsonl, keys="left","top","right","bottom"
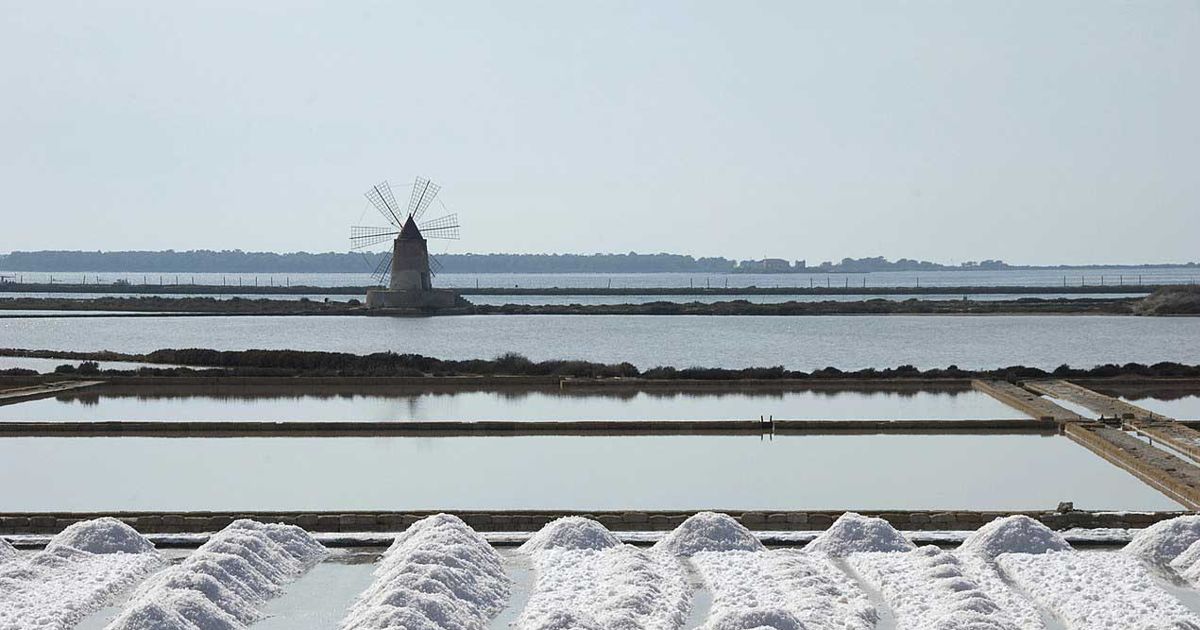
{"left": 371, "top": 251, "right": 393, "bottom": 287}
{"left": 365, "top": 181, "right": 404, "bottom": 227}
{"left": 418, "top": 213, "right": 460, "bottom": 240}
{"left": 407, "top": 176, "right": 441, "bottom": 222}
{"left": 350, "top": 226, "right": 400, "bottom": 250}
{"left": 429, "top": 253, "right": 444, "bottom": 277}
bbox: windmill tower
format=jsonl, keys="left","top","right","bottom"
{"left": 350, "top": 177, "right": 468, "bottom": 310}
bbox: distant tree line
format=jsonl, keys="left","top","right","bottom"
{"left": 0, "top": 250, "right": 1195, "bottom": 274}
{"left": 5, "top": 347, "right": 1200, "bottom": 380}
{"left": 0, "top": 250, "right": 739, "bottom": 273}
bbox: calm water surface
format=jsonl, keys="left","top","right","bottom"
{"left": 0, "top": 390, "right": 1026, "bottom": 422}
{"left": 0, "top": 357, "right": 168, "bottom": 372}
{"left": 2, "top": 315, "right": 1198, "bottom": 370}
{"left": 1121, "top": 395, "right": 1200, "bottom": 420}
{"left": 0, "top": 434, "right": 1177, "bottom": 511}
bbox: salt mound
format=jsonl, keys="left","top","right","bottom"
{"left": 0, "top": 523, "right": 162, "bottom": 630}
{"left": 700, "top": 608, "right": 808, "bottom": 630}
{"left": 959, "top": 515, "right": 1070, "bottom": 560}
{"left": 1125, "top": 515, "right": 1200, "bottom": 563}
{"left": 0, "top": 538, "right": 16, "bottom": 563}
{"left": 806, "top": 513, "right": 913, "bottom": 557}
{"left": 520, "top": 517, "right": 620, "bottom": 553}
{"left": 1170, "top": 539, "right": 1200, "bottom": 586}
{"left": 46, "top": 517, "right": 156, "bottom": 555}
{"left": 520, "top": 609, "right": 606, "bottom": 630}
{"left": 654, "top": 512, "right": 764, "bottom": 557}
{"left": 517, "top": 545, "right": 691, "bottom": 630}
{"left": 341, "top": 514, "right": 511, "bottom": 630}
{"left": 224, "top": 519, "right": 328, "bottom": 566}
{"left": 850, "top": 546, "right": 1018, "bottom": 630}
{"left": 107, "top": 520, "right": 325, "bottom": 630}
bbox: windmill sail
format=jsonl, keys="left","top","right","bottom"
{"left": 350, "top": 225, "right": 400, "bottom": 249}
{"left": 407, "top": 176, "right": 442, "bottom": 222}
{"left": 370, "top": 251, "right": 393, "bottom": 286}
{"left": 365, "top": 181, "right": 403, "bottom": 227}
{"left": 418, "top": 213, "right": 460, "bottom": 239}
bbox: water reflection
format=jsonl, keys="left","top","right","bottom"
{"left": 0, "top": 388, "right": 1029, "bottom": 422}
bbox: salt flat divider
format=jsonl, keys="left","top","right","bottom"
{"left": 1, "top": 510, "right": 1185, "bottom": 537}
{"left": 0, "top": 418, "right": 1059, "bottom": 437}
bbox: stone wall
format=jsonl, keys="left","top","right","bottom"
{"left": 0, "top": 509, "right": 1184, "bottom": 535}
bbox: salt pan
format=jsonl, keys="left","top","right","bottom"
{"left": 805, "top": 512, "right": 913, "bottom": 557}
{"left": 1124, "top": 515, "right": 1200, "bottom": 564}
{"left": 654, "top": 512, "right": 764, "bottom": 557}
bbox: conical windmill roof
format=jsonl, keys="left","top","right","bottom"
{"left": 399, "top": 215, "right": 424, "bottom": 240}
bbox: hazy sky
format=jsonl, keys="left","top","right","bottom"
{"left": 2, "top": 2, "right": 1197, "bottom": 264}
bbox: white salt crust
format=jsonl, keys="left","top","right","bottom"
{"left": 340, "top": 513, "right": 511, "bottom": 630}
{"left": 850, "top": 546, "right": 1019, "bottom": 630}
{"left": 0, "top": 518, "right": 163, "bottom": 630}
{"left": 1125, "top": 515, "right": 1200, "bottom": 564}
{"left": 693, "top": 549, "right": 876, "bottom": 630}
{"left": 806, "top": 513, "right": 915, "bottom": 558}
{"left": 998, "top": 550, "right": 1200, "bottom": 629}
{"left": 653, "top": 512, "right": 764, "bottom": 557}
{"left": 106, "top": 519, "right": 326, "bottom": 630}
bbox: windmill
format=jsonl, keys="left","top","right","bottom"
{"left": 350, "top": 177, "right": 460, "bottom": 292}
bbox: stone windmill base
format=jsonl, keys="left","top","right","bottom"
{"left": 366, "top": 287, "right": 470, "bottom": 310}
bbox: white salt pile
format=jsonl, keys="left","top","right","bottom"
{"left": 693, "top": 549, "right": 876, "bottom": 630}
{"left": 340, "top": 513, "right": 511, "bottom": 630}
{"left": 1124, "top": 515, "right": 1200, "bottom": 564}
{"left": 805, "top": 512, "right": 914, "bottom": 557}
{"left": 0, "top": 518, "right": 163, "bottom": 630}
{"left": 998, "top": 550, "right": 1200, "bottom": 629}
{"left": 47, "top": 517, "right": 158, "bottom": 555}
{"left": 954, "top": 516, "right": 1070, "bottom": 630}
{"left": 1169, "top": 539, "right": 1200, "bottom": 588}
{"left": 653, "top": 512, "right": 764, "bottom": 557}
{"left": 959, "top": 515, "right": 1070, "bottom": 560}
{"left": 849, "top": 546, "right": 1019, "bottom": 630}
{"left": 0, "top": 537, "right": 16, "bottom": 563}
{"left": 518, "top": 517, "right": 620, "bottom": 553}
{"left": 518, "top": 545, "right": 691, "bottom": 630}
{"left": 700, "top": 608, "right": 808, "bottom": 630}
{"left": 107, "top": 519, "right": 327, "bottom": 630}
